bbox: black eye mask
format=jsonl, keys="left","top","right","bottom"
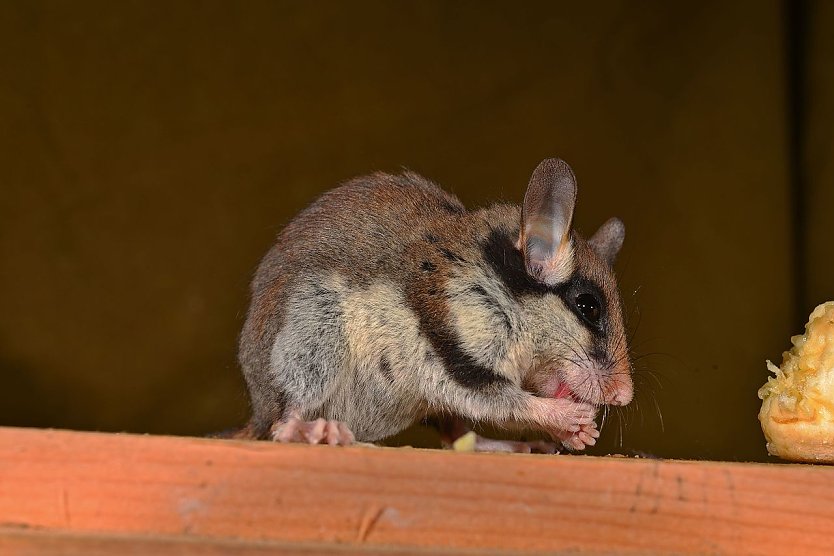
{"left": 555, "top": 275, "right": 608, "bottom": 337}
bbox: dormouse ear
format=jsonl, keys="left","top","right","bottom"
{"left": 518, "top": 158, "right": 577, "bottom": 285}
{"left": 588, "top": 217, "right": 625, "bottom": 265}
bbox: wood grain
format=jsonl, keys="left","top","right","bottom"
{"left": 0, "top": 426, "right": 832, "bottom": 555}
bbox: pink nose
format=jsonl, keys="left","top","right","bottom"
{"left": 609, "top": 386, "right": 633, "bottom": 406}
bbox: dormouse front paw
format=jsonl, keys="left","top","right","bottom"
{"left": 552, "top": 423, "right": 600, "bottom": 451}
{"left": 528, "top": 397, "right": 598, "bottom": 450}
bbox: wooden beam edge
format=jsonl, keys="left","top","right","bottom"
{"left": 1, "top": 426, "right": 832, "bottom": 555}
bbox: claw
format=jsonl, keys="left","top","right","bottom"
{"left": 582, "top": 424, "right": 601, "bottom": 439}
{"left": 307, "top": 418, "right": 327, "bottom": 444}
{"left": 578, "top": 431, "right": 596, "bottom": 446}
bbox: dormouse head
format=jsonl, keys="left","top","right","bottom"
{"left": 518, "top": 158, "right": 633, "bottom": 407}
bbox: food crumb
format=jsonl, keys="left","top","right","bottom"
{"left": 452, "top": 431, "right": 478, "bottom": 452}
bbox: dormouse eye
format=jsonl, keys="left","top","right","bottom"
{"left": 575, "top": 293, "right": 601, "bottom": 324}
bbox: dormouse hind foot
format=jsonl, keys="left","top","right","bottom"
{"left": 271, "top": 415, "right": 355, "bottom": 446}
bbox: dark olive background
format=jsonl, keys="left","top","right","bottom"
{"left": 2, "top": 1, "right": 829, "bottom": 460}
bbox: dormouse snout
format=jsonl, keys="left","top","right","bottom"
{"left": 610, "top": 388, "right": 633, "bottom": 406}
{"left": 551, "top": 354, "right": 633, "bottom": 407}
{"left": 606, "top": 368, "right": 634, "bottom": 406}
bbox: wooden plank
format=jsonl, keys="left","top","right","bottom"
{"left": 0, "top": 426, "right": 832, "bottom": 555}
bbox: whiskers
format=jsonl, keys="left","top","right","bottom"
{"left": 540, "top": 283, "right": 675, "bottom": 453}
{"left": 594, "top": 286, "right": 668, "bottom": 450}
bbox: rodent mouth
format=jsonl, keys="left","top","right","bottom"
{"left": 552, "top": 382, "right": 594, "bottom": 405}
{"left": 550, "top": 382, "right": 602, "bottom": 406}
{"left": 553, "top": 383, "right": 574, "bottom": 400}
{"left": 523, "top": 367, "right": 597, "bottom": 404}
